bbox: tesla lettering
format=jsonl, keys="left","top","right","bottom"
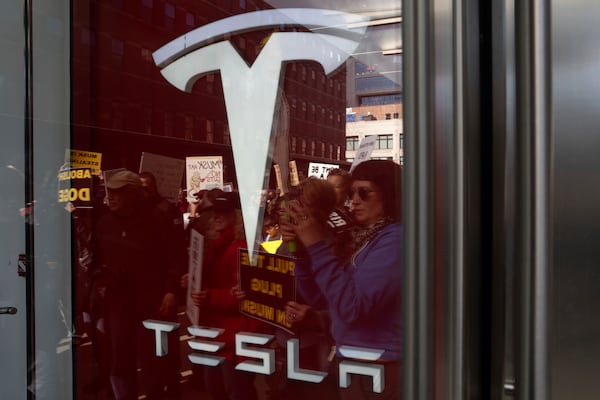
{"left": 143, "top": 321, "right": 387, "bottom": 392}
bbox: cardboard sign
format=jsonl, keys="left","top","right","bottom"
{"left": 307, "top": 162, "right": 339, "bottom": 179}
{"left": 288, "top": 160, "right": 300, "bottom": 186}
{"left": 139, "top": 152, "right": 185, "bottom": 203}
{"left": 238, "top": 249, "right": 296, "bottom": 333}
{"left": 350, "top": 135, "right": 377, "bottom": 172}
{"left": 185, "top": 156, "right": 223, "bottom": 201}
{"left": 186, "top": 229, "right": 204, "bottom": 326}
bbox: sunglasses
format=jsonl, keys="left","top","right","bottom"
{"left": 349, "top": 187, "right": 379, "bottom": 201}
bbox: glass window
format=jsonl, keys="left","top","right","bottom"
{"left": 347, "top": 136, "right": 359, "bottom": 151}
{"left": 7, "top": 3, "right": 404, "bottom": 399}
{"left": 185, "top": 12, "right": 195, "bottom": 27}
{"left": 376, "top": 134, "right": 393, "bottom": 149}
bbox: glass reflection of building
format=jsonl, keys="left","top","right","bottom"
{"left": 72, "top": 1, "right": 349, "bottom": 185}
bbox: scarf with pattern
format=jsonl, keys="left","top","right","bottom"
{"left": 350, "top": 216, "right": 394, "bottom": 266}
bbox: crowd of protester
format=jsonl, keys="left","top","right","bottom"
{"left": 77, "top": 160, "right": 402, "bottom": 400}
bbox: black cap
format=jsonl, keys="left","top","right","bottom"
{"left": 207, "top": 191, "right": 241, "bottom": 213}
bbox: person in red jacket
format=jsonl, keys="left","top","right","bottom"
{"left": 190, "top": 190, "right": 262, "bottom": 400}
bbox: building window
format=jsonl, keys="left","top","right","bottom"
{"left": 142, "top": 0, "right": 153, "bottom": 21}
{"left": 291, "top": 137, "right": 297, "bottom": 153}
{"left": 399, "top": 133, "right": 404, "bottom": 149}
{"left": 184, "top": 115, "right": 194, "bottom": 140}
{"left": 144, "top": 107, "right": 152, "bottom": 134}
{"left": 393, "top": 112, "right": 399, "bottom": 119}
{"left": 111, "top": 38, "right": 124, "bottom": 66}
{"left": 360, "top": 94, "right": 403, "bottom": 106}
{"left": 239, "top": 0, "right": 246, "bottom": 10}
{"left": 164, "top": 111, "right": 174, "bottom": 137}
{"left": 346, "top": 136, "right": 359, "bottom": 151}
{"left": 385, "top": 113, "right": 391, "bottom": 120}
{"left": 356, "top": 76, "right": 401, "bottom": 93}
{"left": 165, "top": 2, "right": 175, "bottom": 30}
{"left": 185, "top": 12, "right": 195, "bottom": 27}
{"left": 223, "top": 124, "right": 230, "bottom": 145}
{"left": 376, "top": 134, "right": 393, "bottom": 150}
{"left": 165, "top": 2, "right": 175, "bottom": 18}
{"left": 310, "top": 141, "right": 316, "bottom": 156}
{"left": 206, "top": 74, "right": 214, "bottom": 95}
{"left": 301, "top": 139, "right": 306, "bottom": 154}
{"left": 206, "top": 120, "right": 214, "bottom": 143}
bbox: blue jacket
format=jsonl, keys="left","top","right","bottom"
{"left": 295, "top": 223, "right": 403, "bottom": 361}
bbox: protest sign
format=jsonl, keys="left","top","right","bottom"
{"left": 139, "top": 152, "right": 185, "bottom": 203}
{"left": 185, "top": 156, "right": 223, "bottom": 201}
{"left": 350, "top": 135, "right": 377, "bottom": 172}
{"left": 57, "top": 168, "right": 93, "bottom": 208}
{"left": 288, "top": 160, "right": 300, "bottom": 186}
{"left": 65, "top": 149, "right": 102, "bottom": 174}
{"left": 186, "top": 229, "right": 204, "bottom": 326}
{"left": 307, "top": 162, "right": 339, "bottom": 179}
{"left": 238, "top": 249, "right": 296, "bottom": 333}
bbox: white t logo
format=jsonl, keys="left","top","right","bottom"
{"left": 154, "top": 9, "right": 367, "bottom": 258}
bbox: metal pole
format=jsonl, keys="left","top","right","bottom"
{"left": 515, "top": 1, "right": 552, "bottom": 399}
{"left": 23, "top": 0, "right": 36, "bottom": 398}
{"left": 403, "top": 0, "right": 434, "bottom": 399}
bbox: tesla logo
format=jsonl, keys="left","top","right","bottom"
{"left": 154, "top": 9, "right": 367, "bottom": 258}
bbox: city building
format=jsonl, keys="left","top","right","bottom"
{"left": 345, "top": 104, "right": 404, "bottom": 165}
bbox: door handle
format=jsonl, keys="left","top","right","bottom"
{"left": 0, "top": 306, "right": 18, "bottom": 315}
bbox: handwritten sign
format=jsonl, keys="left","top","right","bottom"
{"left": 139, "top": 152, "right": 185, "bottom": 203}
{"left": 307, "top": 162, "right": 339, "bottom": 179}
{"left": 238, "top": 249, "right": 296, "bottom": 333}
{"left": 186, "top": 156, "right": 223, "bottom": 201}
{"left": 350, "top": 135, "right": 377, "bottom": 172}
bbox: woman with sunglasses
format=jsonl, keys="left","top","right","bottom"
{"left": 283, "top": 159, "right": 402, "bottom": 400}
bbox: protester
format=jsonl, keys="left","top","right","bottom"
{"left": 139, "top": 171, "right": 186, "bottom": 399}
{"left": 325, "top": 169, "right": 356, "bottom": 262}
{"left": 282, "top": 160, "right": 403, "bottom": 400}
{"left": 260, "top": 213, "right": 283, "bottom": 254}
{"left": 326, "top": 168, "right": 351, "bottom": 210}
{"left": 94, "top": 169, "right": 182, "bottom": 400}
{"left": 188, "top": 190, "right": 262, "bottom": 400}
{"left": 262, "top": 177, "right": 340, "bottom": 400}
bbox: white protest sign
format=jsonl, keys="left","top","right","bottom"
{"left": 185, "top": 156, "right": 223, "bottom": 201}
{"left": 186, "top": 229, "right": 204, "bottom": 326}
{"left": 350, "top": 135, "right": 377, "bottom": 172}
{"left": 307, "top": 162, "right": 339, "bottom": 179}
{"left": 139, "top": 152, "right": 185, "bottom": 203}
